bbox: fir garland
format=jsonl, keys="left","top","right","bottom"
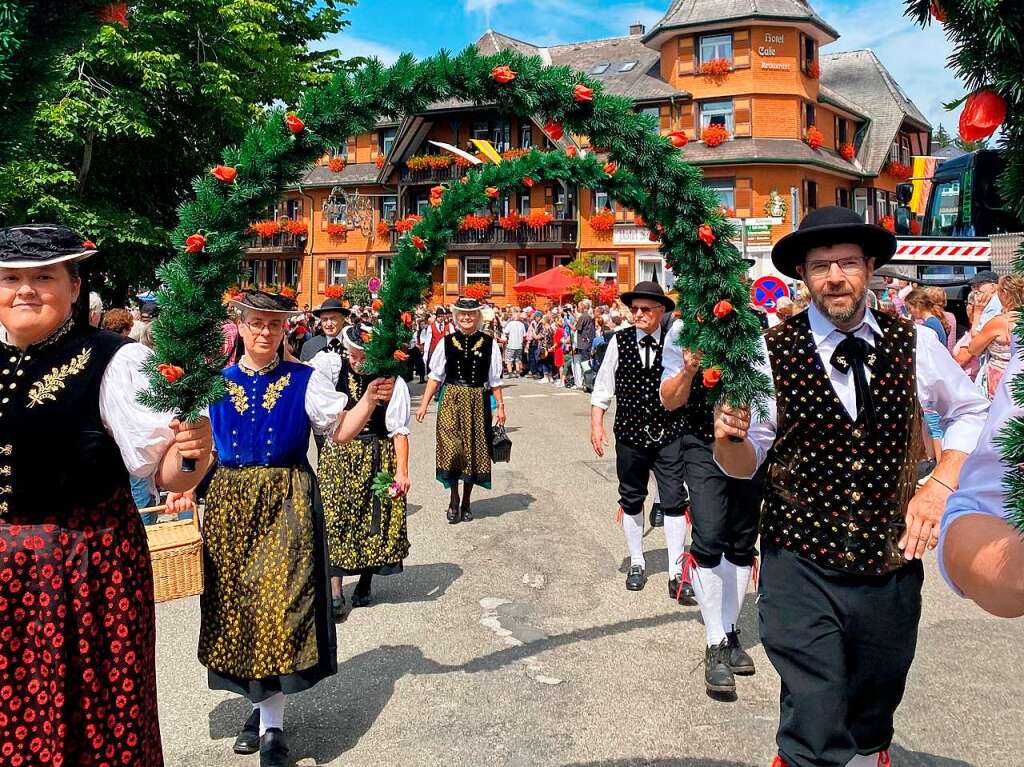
{"left": 905, "top": 1, "right": 1024, "bottom": 530}
{"left": 146, "top": 46, "right": 769, "bottom": 422}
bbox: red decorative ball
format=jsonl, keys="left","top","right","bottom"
{"left": 522, "top": 177, "right": 535, "bottom": 188}
{"left": 565, "top": 146, "right": 578, "bottom": 158}
{"left": 157, "top": 364, "right": 184, "bottom": 384}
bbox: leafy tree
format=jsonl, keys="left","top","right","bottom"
{"left": 344, "top": 275, "right": 372, "bottom": 308}
{"left": 0, "top": 0, "right": 355, "bottom": 301}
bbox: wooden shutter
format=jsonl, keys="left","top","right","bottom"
{"left": 659, "top": 105, "right": 671, "bottom": 133}
{"left": 678, "top": 35, "right": 695, "bottom": 75}
{"left": 316, "top": 258, "right": 327, "bottom": 293}
{"left": 733, "top": 29, "right": 750, "bottom": 69}
{"left": 617, "top": 252, "right": 631, "bottom": 292}
{"left": 491, "top": 256, "right": 505, "bottom": 297}
{"left": 734, "top": 177, "right": 754, "bottom": 218}
{"left": 544, "top": 185, "right": 554, "bottom": 213}
{"left": 679, "top": 102, "right": 696, "bottom": 139}
{"left": 445, "top": 258, "right": 460, "bottom": 295}
{"left": 734, "top": 98, "right": 751, "bottom": 137}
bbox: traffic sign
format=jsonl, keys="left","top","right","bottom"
{"left": 751, "top": 275, "right": 788, "bottom": 313}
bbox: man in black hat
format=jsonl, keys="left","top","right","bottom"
{"left": 714, "top": 207, "right": 989, "bottom": 767}
{"left": 299, "top": 297, "right": 350, "bottom": 362}
{"left": 590, "top": 281, "right": 693, "bottom": 605}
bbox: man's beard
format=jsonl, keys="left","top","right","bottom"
{"left": 811, "top": 284, "right": 867, "bottom": 325}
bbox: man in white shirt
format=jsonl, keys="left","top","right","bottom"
{"left": 714, "top": 207, "right": 989, "bottom": 767}
{"left": 503, "top": 309, "right": 527, "bottom": 377}
{"left": 590, "top": 281, "right": 692, "bottom": 604}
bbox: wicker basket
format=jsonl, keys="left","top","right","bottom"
{"left": 143, "top": 505, "right": 204, "bottom": 603}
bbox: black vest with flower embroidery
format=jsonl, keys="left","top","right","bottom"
{"left": 762, "top": 310, "right": 923, "bottom": 576}
{"left": 338, "top": 358, "right": 389, "bottom": 438}
{"left": 0, "top": 320, "right": 130, "bottom": 523}
{"left": 444, "top": 331, "right": 492, "bottom": 387}
{"left": 612, "top": 328, "right": 684, "bottom": 449}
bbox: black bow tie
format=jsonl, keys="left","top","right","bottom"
{"left": 830, "top": 332, "right": 877, "bottom": 431}
{"left": 639, "top": 334, "right": 657, "bottom": 347}
{"left": 327, "top": 338, "right": 341, "bottom": 352}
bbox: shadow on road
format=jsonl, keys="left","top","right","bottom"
{"left": 342, "top": 561, "right": 463, "bottom": 606}
{"left": 468, "top": 492, "right": 536, "bottom": 519}
{"left": 888, "top": 745, "right": 976, "bottom": 766}
{"left": 565, "top": 760, "right": 756, "bottom": 767}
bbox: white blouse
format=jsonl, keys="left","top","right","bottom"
{"left": 307, "top": 350, "right": 410, "bottom": 437}
{"left": 427, "top": 334, "right": 504, "bottom": 389}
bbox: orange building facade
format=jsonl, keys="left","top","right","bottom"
{"left": 245, "top": 0, "right": 932, "bottom": 308}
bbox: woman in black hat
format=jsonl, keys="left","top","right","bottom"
{"left": 714, "top": 207, "right": 989, "bottom": 767}
{"left": 0, "top": 224, "right": 215, "bottom": 766}
{"left": 415, "top": 297, "right": 506, "bottom": 523}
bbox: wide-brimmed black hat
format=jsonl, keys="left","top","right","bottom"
{"left": 620, "top": 281, "right": 675, "bottom": 311}
{"left": 230, "top": 289, "right": 298, "bottom": 315}
{"left": 451, "top": 297, "right": 484, "bottom": 313}
{"left": 0, "top": 224, "right": 98, "bottom": 268}
{"left": 312, "top": 297, "right": 351, "bottom": 317}
{"left": 772, "top": 206, "right": 897, "bottom": 279}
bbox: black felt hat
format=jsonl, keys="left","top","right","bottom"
{"left": 772, "top": 206, "right": 897, "bottom": 279}
{"left": 620, "top": 280, "right": 674, "bottom": 311}
{"left": 230, "top": 289, "right": 298, "bottom": 315}
{"left": 451, "top": 297, "right": 484, "bottom": 313}
{"left": 312, "top": 297, "right": 351, "bottom": 317}
{"left": 0, "top": 224, "right": 98, "bottom": 268}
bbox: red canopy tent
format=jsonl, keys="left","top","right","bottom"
{"left": 512, "top": 266, "right": 596, "bottom": 300}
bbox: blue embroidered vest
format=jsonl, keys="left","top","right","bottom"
{"left": 210, "top": 360, "right": 314, "bottom": 468}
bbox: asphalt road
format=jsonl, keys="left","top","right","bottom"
{"left": 155, "top": 377, "right": 1021, "bottom": 767}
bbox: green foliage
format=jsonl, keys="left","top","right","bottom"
{"left": 156, "top": 45, "right": 770, "bottom": 421}
{"left": 907, "top": 0, "right": 1024, "bottom": 529}
{"left": 345, "top": 274, "right": 372, "bottom": 308}
{"left": 0, "top": 0, "right": 354, "bottom": 304}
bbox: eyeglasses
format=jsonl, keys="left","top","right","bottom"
{"left": 803, "top": 257, "right": 867, "bottom": 279}
{"left": 245, "top": 320, "right": 285, "bottom": 335}
{"left": 631, "top": 305, "right": 660, "bottom": 315}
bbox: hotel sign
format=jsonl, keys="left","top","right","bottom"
{"left": 613, "top": 225, "right": 656, "bottom": 245}
{"left": 759, "top": 32, "right": 791, "bottom": 71}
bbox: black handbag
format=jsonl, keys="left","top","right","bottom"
{"left": 491, "top": 425, "right": 512, "bottom": 463}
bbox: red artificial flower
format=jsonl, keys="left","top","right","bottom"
{"left": 430, "top": 185, "right": 445, "bottom": 199}
{"left": 393, "top": 349, "right": 410, "bottom": 362}
{"left": 544, "top": 121, "right": 564, "bottom": 141}
{"left": 485, "top": 186, "right": 499, "bottom": 199}
{"left": 82, "top": 240, "right": 96, "bottom": 250}
{"left": 157, "top": 364, "right": 184, "bottom": 384}
{"left": 805, "top": 126, "right": 825, "bottom": 150}
{"left": 603, "top": 161, "right": 618, "bottom": 176}
{"left": 959, "top": 89, "right": 1007, "bottom": 142}
{"left": 184, "top": 233, "right": 206, "bottom": 253}
{"left": 668, "top": 130, "right": 689, "bottom": 148}
{"left": 401, "top": 311, "right": 414, "bottom": 327}
{"left": 411, "top": 235, "right": 426, "bottom": 250}
{"left": 211, "top": 165, "right": 237, "bottom": 183}
{"left": 839, "top": 143, "right": 856, "bottom": 161}
{"left": 522, "top": 177, "right": 535, "bottom": 188}
{"left": 565, "top": 146, "right": 578, "bottom": 158}
{"left": 491, "top": 65, "right": 517, "bottom": 84}
{"left": 371, "top": 298, "right": 384, "bottom": 311}
{"left": 702, "top": 367, "right": 722, "bottom": 388}
{"left": 929, "top": 0, "right": 946, "bottom": 22}
{"left": 713, "top": 300, "right": 733, "bottom": 319}
{"left": 697, "top": 224, "right": 716, "bottom": 246}
{"left": 573, "top": 84, "right": 594, "bottom": 102}
{"left": 285, "top": 114, "right": 305, "bottom": 135}
{"left": 328, "top": 157, "right": 345, "bottom": 173}
{"left": 97, "top": 3, "right": 129, "bottom": 27}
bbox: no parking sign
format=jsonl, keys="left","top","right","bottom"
{"left": 751, "top": 275, "right": 788, "bottom": 313}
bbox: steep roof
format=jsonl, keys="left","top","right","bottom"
{"left": 645, "top": 0, "right": 839, "bottom": 46}
{"left": 295, "top": 163, "right": 381, "bottom": 188}
{"left": 820, "top": 49, "right": 931, "bottom": 174}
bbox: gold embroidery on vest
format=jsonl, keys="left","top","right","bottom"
{"left": 27, "top": 347, "right": 92, "bottom": 408}
{"left": 226, "top": 380, "right": 249, "bottom": 415}
{"left": 262, "top": 373, "right": 292, "bottom": 412}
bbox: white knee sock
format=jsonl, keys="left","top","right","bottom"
{"left": 691, "top": 565, "right": 726, "bottom": 646}
{"left": 622, "top": 512, "right": 645, "bottom": 568}
{"left": 664, "top": 515, "right": 687, "bottom": 578}
{"left": 846, "top": 754, "right": 879, "bottom": 767}
{"left": 257, "top": 692, "right": 286, "bottom": 735}
{"left": 720, "top": 561, "right": 751, "bottom": 634}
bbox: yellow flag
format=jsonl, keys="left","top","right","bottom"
{"left": 470, "top": 139, "right": 503, "bottom": 165}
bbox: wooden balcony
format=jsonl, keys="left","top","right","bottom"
{"left": 246, "top": 231, "right": 305, "bottom": 254}
{"left": 399, "top": 164, "right": 467, "bottom": 184}
{"left": 449, "top": 220, "right": 577, "bottom": 250}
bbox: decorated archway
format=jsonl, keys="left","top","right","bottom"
{"left": 143, "top": 46, "right": 769, "bottom": 421}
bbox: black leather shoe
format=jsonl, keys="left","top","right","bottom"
{"left": 460, "top": 503, "right": 473, "bottom": 522}
{"left": 259, "top": 728, "right": 289, "bottom": 767}
{"left": 705, "top": 640, "right": 736, "bottom": 694}
{"left": 668, "top": 577, "right": 697, "bottom": 606}
{"left": 649, "top": 503, "right": 664, "bottom": 528}
{"left": 725, "top": 629, "right": 755, "bottom": 675}
{"left": 446, "top": 505, "right": 461, "bottom": 524}
{"left": 332, "top": 595, "right": 350, "bottom": 623}
{"left": 625, "top": 564, "right": 647, "bottom": 591}
{"left": 233, "top": 709, "right": 260, "bottom": 755}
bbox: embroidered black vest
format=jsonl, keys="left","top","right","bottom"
{"left": 762, "top": 311, "right": 923, "bottom": 576}
{"left": 444, "top": 331, "right": 492, "bottom": 388}
{"left": 612, "top": 328, "right": 684, "bottom": 449}
{"left": 0, "top": 320, "right": 130, "bottom": 522}
{"left": 680, "top": 375, "right": 716, "bottom": 442}
{"left": 338, "top": 358, "right": 388, "bottom": 438}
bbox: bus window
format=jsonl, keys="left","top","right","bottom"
{"left": 927, "top": 178, "right": 961, "bottom": 236}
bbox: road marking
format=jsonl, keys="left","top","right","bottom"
{"left": 520, "top": 394, "right": 548, "bottom": 398}
{"left": 553, "top": 392, "right": 580, "bottom": 397}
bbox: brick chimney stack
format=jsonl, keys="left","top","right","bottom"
{"left": 629, "top": 21, "right": 646, "bottom": 35}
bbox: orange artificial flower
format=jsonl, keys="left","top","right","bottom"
{"left": 485, "top": 186, "right": 500, "bottom": 198}
{"left": 667, "top": 130, "right": 689, "bottom": 148}
{"left": 285, "top": 114, "right": 305, "bottom": 134}
{"left": 522, "top": 177, "right": 535, "bottom": 188}
{"left": 702, "top": 367, "right": 722, "bottom": 388}
{"left": 157, "top": 364, "right": 185, "bottom": 384}
{"left": 393, "top": 350, "right": 410, "bottom": 362}
{"left": 697, "top": 224, "right": 715, "bottom": 246}
{"left": 82, "top": 239, "right": 97, "bottom": 250}
{"left": 713, "top": 300, "right": 733, "bottom": 319}
{"left": 211, "top": 165, "right": 237, "bottom": 183}
{"left": 603, "top": 162, "right": 618, "bottom": 176}
{"left": 491, "top": 65, "right": 517, "bottom": 84}
{"left": 185, "top": 233, "right": 206, "bottom": 253}
{"left": 411, "top": 235, "right": 426, "bottom": 250}
{"left": 544, "top": 121, "right": 564, "bottom": 141}
{"left": 371, "top": 298, "right": 384, "bottom": 311}
{"left": 565, "top": 146, "right": 578, "bottom": 158}
{"left": 573, "top": 84, "right": 594, "bottom": 102}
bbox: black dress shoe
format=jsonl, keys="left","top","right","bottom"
{"left": 332, "top": 594, "right": 350, "bottom": 623}
{"left": 649, "top": 503, "right": 664, "bottom": 528}
{"left": 725, "top": 629, "right": 755, "bottom": 675}
{"left": 460, "top": 503, "right": 473, "bottom": 522}
{"left": 446, "top": 505, "right": 461, "bottom": 524}
{"left": 705, "top": 640, "right": 736, "bottom": 694}
{"left": 625, "top": 564, "right": 647, "bottom": 591}
{"left": 668, "top": 576, "right": 698, "bottom": 606}
{"left": 234, "top": 708, "right": 261, "bottom": 755}
{"left": 351, "top": 580, "right": 372, "bottom": 608}
{"left": 260, "top": 728, "right": 289, "bottom": 767}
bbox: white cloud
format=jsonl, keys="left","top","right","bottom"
{"left": 315, "top": 33, "right": 402, "bottom": 65}
{"left": 463, "top": 0, "right": 515, "bottom": 27}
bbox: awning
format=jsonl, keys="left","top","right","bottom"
{"left": 513, "top": 266, "right": 596, "bottom": 299}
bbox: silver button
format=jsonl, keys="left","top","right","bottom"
{"left": 7, "top": 357, "right": 14, "bottom": 364}
{"left": 15, "top": 371, "right": 23, "bottom": 377}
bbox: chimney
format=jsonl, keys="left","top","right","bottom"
{"left": 629, "top": 21, "right": 646, "bottom": 35}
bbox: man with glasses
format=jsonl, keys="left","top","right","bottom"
{"left": 590, "top": 281, "right": 692, "bottom": 606}
{"left": 299, "top": 297, "right": 350, "bottom": 363}
{"left": 714, "top": 207, "right": 989, "bottom": 767}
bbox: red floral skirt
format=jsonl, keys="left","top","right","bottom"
{"left": 0, "top": 489, "right": 163, "bottom": 766}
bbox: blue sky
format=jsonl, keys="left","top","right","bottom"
{"left": 327, "top": 0, "right": 961, "bottom": 131}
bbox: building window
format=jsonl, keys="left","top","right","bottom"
{"left": 805, "top": 102, "right": 816, "bottom": 129}
{"left": 803, "top": 35, "right": 816, "bottom": 68}
{"left": 593, "top": 189, "right": 610, "bottom": 213}
{"left": 380, "top": 195, "right": 398, "bottom": 222}
{"left": 837, "top": 118, "right": 849, "bottom": 146}
{"left": 327, "top": 258, "right": 348, "bottom": 285}
{"left": 875, "top": 191, "right": 888, "bottom": 223}
{"left": 836, "top": 188, "right": 851, "bottom": 209}
{"left": 700, "top": 100, "right": 734, "bottom": 133}
{"left": 462, "top": 256, "right": 491, "bottom": 286}
{"left": 699, "top": 33, "right": 733, "bottom": 65}
{"left": 553, "top": 255, "right": 574, "bottom": 268}
{"left": 327, "top": 199, "right": 347, "bottom": 225}
{"left": 900, "top": 134, "right": 911, "bottom": 165}
{"left": 517, "top": 256, "right": 528, "bottom": 281}
{"left": 618, "top": 61, "right": 638, "bottom": 72}
{"left": 244, "top": 259, "right": 260, "bottom": 286}
{"left": 806, "top": 180, "right": 818, "bottom": 211}
{"left": 704, "top": 179, "right": 736, "bottom": 210}
{"left": 639, "top": 106, "right": 660, "bottom": 133}
{"left": 518, "top": 191, "right": 531, "bottom": 215}
{"left": 492, "top": 118, "right": 511, "bottom": 153}
{"left": 285, "top": 199, "right": 301, "bottom": 220}
{"left": 593, "top": 255, "right": 617, "bottom": 281}
{"left": 379, "top": 127, "right": 397, "bottom": 157}
{"left": 472, "top": 120, "right": 489, "bottom": 141}
{"left": 415, "top": 195, "right": 430, "bottom": 216}
{"left": 285, "top": 258, "right": 300, "bottom": 286}
{"left": 590, "top": 62, "right": 610, "bottom": 75}
{"left": 854, "top": 188, "right": 869, "bottom": 221}
{"left": 519, "top": 123, "right": 533, "bottom": 148}
{"left": 379, "top": 257, "right": 392, "bottom": 281}
{"left": 265, "top": 260, "right": 280, "bottom": 285}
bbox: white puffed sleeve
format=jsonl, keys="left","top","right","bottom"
{"left": 309, "top": 349, "right": 343, "bottom": 387}
{"left": 385, "top": 376, "right": 412, "bottom": 437}
{"left": 427, "top": 342, "right": 447, "bottom": 383}
{"left": 99, "top": 343, "right": 177, "bottom": 479}
{"left": 304, "top": 368, "right": 349, "bottom": 436}
{"left": 488, "top": 338, "right": 504, "bottom": 389}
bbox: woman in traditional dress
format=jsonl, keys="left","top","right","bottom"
{"left": 415, "top": 297, "right": 506, "bottom": 523}
{"left": 200, "top": 290, "right": 393, "bottom": 767}
{"left": 314, "top": 323, "right": 411, "bottom": 619}
{"left": 0, "top": 224, "right": 214, "bottom": 767}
